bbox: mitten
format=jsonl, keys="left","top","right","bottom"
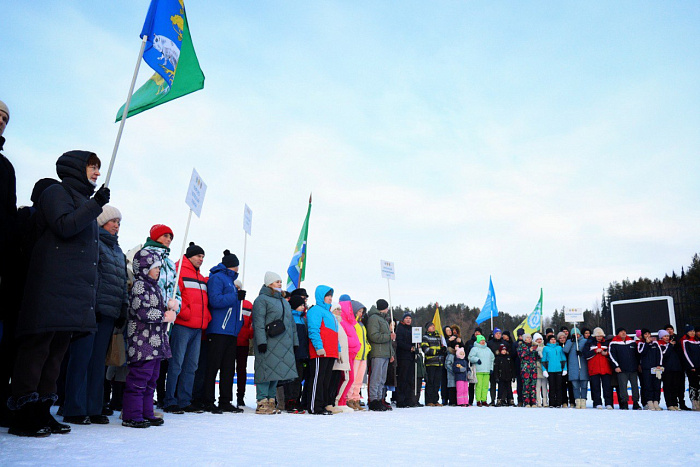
{"left": 562, "top": 370, "right": 567, "bottom": 376}
{"left": 258, "top": 344, "right": 267, "bottom": 353}
{"left": 237, "top": 289, "right": 246, "bottom": 300}
{"left": 543, "top": 370, "right": 549, "bottom": 378}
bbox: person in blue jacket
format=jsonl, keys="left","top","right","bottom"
{"left": 306, "top": 285, "right": 340, "bottom": 414}
{"left": 202, "top": 250, "right": 246, "bottom": 413}
{"left": 541, "top": 334, "right": 567, "bottom": 408}
{"left": 637, "top": 328, "right": 663, "bottom": 411}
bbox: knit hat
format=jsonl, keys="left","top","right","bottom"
{"left": 615, "top": 327, "right": 626, "bottom": 335}
{"left": 149, "top": 224, "right": 173, "bottom": 242}
{"left": 545, "top": 328, "right": 554, "bottom": 336}
{"left": 556, "top": 332, "right": 566, "bottom": 341}
{"left": 517, "top": 328, "right": 525, "bottom": 336}
{"left": 498, "top": 344, "right": 508, "bottom": 352}
{"left": 376, "top": 299, "right": 389, "bottom": 311}
{"left": 560, "top": 326, "right": 569, "bottom": 332}
{"left": 657, "top": 330, "right": 669, "bottom": 339}
{"left": 291, "top": 288, "right": 308, "bottom": 298}
{"left": 289, "top": 295, "right": 306, "bottom": 311}
{"left": 533, "top": 333, "right": 543, "bottom": 342}
{"left": 0, "top": 100, "right": 9, "bottom": 122}
{"left": 221, "top": 249, "right": 239, "bottom": 268}
{"left": 548, "top": 334, "right": 557, "bottom": 342}
{"left": 96, "top": 205, "right": 122, "bottom": 227}
{"left": 686, "top": 324, "right": 696, "bottom": 333}
{"left": 474, "top": 327, "right": 483, "bottom": 335}
{"left": 185, "top": 242, "right": 204, "bottom": 258}
{"left": 456, "top": 347, "right": 465, "bottom": 359}
{"left": 264, "top": 271, "right": 282, "bottom": 286}
{"left": 476, "top": 335, "right": 485, "bottom": 344}
{"left": 402, "top": 312, "right": 412, "bottom": 322}
{"left": 30, "top": 178, "right": 59, "bottom": 205}
{"left": 242, "top": 300, "right": 253, "bottom": 311}
{"left": 149, "top": 259, "right": 163, "bottom": 271}
{"left": 641, "top": 328, "right": 651, "bottom": 337}
{"left": 339, "top": 294, "right": 351, "bottom": 302}
{"left": 493, "top": 328, "right": 502, "bottom": 334}
{"left": 522, "top": 333, "right": 532, "bottom": 340}
{"left": 592, "top": 327, "right": 605, "bottom": 338}
{"left": 425, "top": 321, "right": 435, "bottom": 331}
{"left": 571, "top": 326, "right": 581, "bottom": 335}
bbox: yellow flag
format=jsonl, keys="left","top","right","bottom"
{"left": 433, "top": 305, "right": 446, "bottom": 346}
{"left": 513, "top": 289, "right": 543, "bottom": 337}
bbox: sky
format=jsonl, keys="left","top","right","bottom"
{"left": 2, "top": 1, "right": 699, "bottom": 319}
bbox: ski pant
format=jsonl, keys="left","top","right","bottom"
{"left": 590, "top": 373, "right": 613, "bottom": 407}
{"left": 235, "top": 345, "right": 248, "bottom": 403}
{"left": 615, "top": 371, "right": 640, "bottom": 407}
{"left": 425, "top": 366, "right": 442, "bottom": 404}
{"left": 368, "top": 357, "right": 389, "bottom": 402}
{"left": 456, "top": 380, "right": 469, "bottom": 405}
{"left": 349, "top": 359, "right": 367, "bottom": 401}
{"left": 522, "top": 375, "right": 537, "bottom": 406}
{"left": 468, "top": 379, "right": 475, "bottom": 405}
{"left": 547, "top": 372, "right": 563, "bottom": 407}
{"left": 283, "top": 359, "right": 306, "bottom": 404}
{"left": 571, "top": 379, "right": 588, "bottom": 400}
{"left": 640, "top": 369, "right": 661, "bottom": 403}
{"left": 63, "top": 317, "right": 115, "bottom": 417}
{"left": 441, "top": 367, "right": 449, "bottom": 405}
{"left": 662, "top": 370, "right": 683, "bottom": 408}
{"left": 123, "top": 358, "right": 160, "bottom": 422}
{"left": 308, "top": 357, "right": 334, "bottom": 413}
{"left": 396, "top": 358, "right": 415, "bottom": 406}
{"left": 498, "top": 379, "right": 513, "bottom": 403}
{"left": 12, "top": 331, "right": 71, "bottom": 398}
{"left": 204, "top": 334, "right": 237, "bottom": 406}
{"left": 561, "top": 374, "right": 575, "bottom": 406}
{"left": 475, "top": 373, "right": 489, "bottom": 402}
{"left": 687, "top": 370, "right": 700, "bottom": 402}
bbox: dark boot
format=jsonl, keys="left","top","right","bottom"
{"left": 39, "top": 395, "right": 71, "bottom": 434}
{"left": 109, "top": 380, "right": 125, "bottom": 411}
{"left": 7, "top": 393, "right": 51, "bottom": 438}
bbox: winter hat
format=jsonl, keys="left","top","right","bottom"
{"left": 96, "top": 205, "right": 122, "bottom": 227}
{"left": 517, "top": 328, "right": 525, "bottom": 336}
{"left": 664, "top": 324, "right": 674, "bottom": 331}
{"left": 474, "top": 327, "right": 483, "bottom": 335}
{"left": 376, "top": 299, "right": 389, "bottom": 311}
{"left": 221, "top": 249, "right": 239, "bottom": 268}
{"left": 0, "top": 100, "right": 9, "bottom": 122}
{"left": 548, "top": 334, "right": 557, "bottom": 342}
{"left": 571, "top": 326, "right": 581, "bottom": 335}
{"left": 289, "top": 295, "right": 306, "bottom": 311}
{"left": 185, "top": 241, "right": 204, "bottom": 258}
{"left": 686, "top": 324, "right": 696, "bottom": 333}
{"left": 339, "top": 294, "right": 352, "bottom": 302}
{"left": 641, "top": 328, "right": 651, "bottom": 337}
{"left": 533, "top": 333, "right": 543, "bottom": 342}
{"left": 556, "top": 332, "right": 566, "bottom": 341}
{"left": 149, "top": 224, "right": 174, "bottom": 242}
{"left": 456, "top": 347, "right": 465, "bottom": 359}
{"left": 592, "top": 327, "right": 605, "bottom": 338}
{"left": 635, "top": 329, "right": 642, "bottom": 338}
{"left": 502, "top": 330, "right": 512, "bottom": 339}
{"left": 522, "top": 333, "right": 532, "bottom": 341}
{"left": 30, "top": 178, "right": 59, "bottom": 205}
{"left": 545, "top": 328, "right": 554, "bottom": 336}
{"left": 402, "top": 312, "right": 412, "bottom": 322}
{"left": 351, "top": 300, "right": 366, "bottom": 314}
{"left": 149, "top": 259, "right": 163, "bottom": 271}
{"left": 425, "top": 322, "right": 435, "bottom": 331}
{"left": 493, "top": 328, "right": 502, "bottom": 335}
{"left": 476, "top": 335, "right": 486, "bottom": 344}
{"left": 264, "top": 271, "right": 282, "bottom": 286}
{"left": 560, "top": 326, "right": 569, "bottom": 333}
{"left": 615, "top": 327, "right": 626, "bottom": 335}
{"left": 242, "top": 300, "right": 253, "bottom": 311}
{"left": 498, "top": 344, "right": 508, "bottom": 352}
{"left": 657, "top": 330, "right": 669, "bottom": 339}
{"left": 291, "top": 288, "right": 309, "bottom": 298}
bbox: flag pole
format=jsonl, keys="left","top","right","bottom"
{"left": 387, "top": 278, "right": 393, "bottom": 324}
{"left": 171, "top": 209, "right": 193, "bottom": 304}
{"left": 104, "top": 35, "right": 148, "bottom": 188}
{"left": 241, "top": 232, "right": 248, "bottom": 288}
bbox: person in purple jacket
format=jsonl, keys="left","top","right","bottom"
{"left": 122, "top": 249, "right": 176, "bottom": 428}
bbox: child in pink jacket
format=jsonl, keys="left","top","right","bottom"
{"left": 337, "top": 296, "right": 361, "bottom": 407}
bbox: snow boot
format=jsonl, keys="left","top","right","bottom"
{"left": 693, "top": 400, "right": 700, "bottom": 411}
{"left": 255, "top": 399, "right": 270, "bottom": 414}
{"left": 39, "top": 395, "right": 71, "bottom": 434}
{"left": 7, "top": 393, "right": 51, "bottom": 438}
{"left": 646, "top": 401, "right": 655, "bottom": 411}
{"left": 652, "top": 401, "right": 662, "bottom": 411}
{"left": 122, "top": 419, "right": 150, "bottom": 428}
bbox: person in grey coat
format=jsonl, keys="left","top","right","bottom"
{"left": 562, "top": 326, "right": 589, "bottom": 409}
{"left": 63, "top": 205, "right": 128, "bottom": 425}
{"left": 252, "top": 271, "right": 298, "bottom": 414}
{"left": 9, "top": 150, "right": 110, "bottom": 437}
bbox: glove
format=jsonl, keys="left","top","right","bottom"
{"left": 562, "top": 370, "right": 567, "bottom": 376}
{"left": 95, "top": 313, "right": 102, "bottom": 323}
{"left": 114, "top": 316, "right": 126, "bottom": 329}
{"left": 476, "top": 359, "right": 482, "bottom": 365}
{"left": 576, "top": 350, "right": 582, "bottom": 356}
{"left": 293, "top": 345, "right": 299, "bottom": 354}
{"left": 316, "top": 348, "right": 326, "bottom": 357}
{"left": 543, "top": 370, "right": 549, "bottom": 378}
{"left": 237, "top": 289, "right": 246, "bottom": 300}
{"left": 258, "top": 344, "right": 267, "bottom": 354}
{"left": 93, "top": 184, "right": 111, "bottom": 207}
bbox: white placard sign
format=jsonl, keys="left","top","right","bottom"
{"left": 243, "top": 204, "right": 253, "bottom": 235}
{"left": 412, "top": 327, "right": 422, "bottom": 343}
{"left": 565, "top": 308, "right": 584, "bottom": 323}
{"left": 380, "top": 260, "right": 395, "bottom": 280}
{"left": 185, "top": 168, "right": 207, "bottom": 218}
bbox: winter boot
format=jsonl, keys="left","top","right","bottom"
{"left": 255, "top": 399, "right": 269, "bottom": 414}
{"left": 693, "top": 400, "right": 700, "bottom": 411}
{"left": 652, "top": 401, "right": 662, "bottom": 411}
{"left": 39, "top": 396, "right": 71, "bottom": 434}
{"left": 646, "top": 401, "right": 655, "bottom": 411}
{"left": 7, "top": 393, "right": 51, "bottom": 438}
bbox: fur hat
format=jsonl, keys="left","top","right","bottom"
{"left": 149, "top": 224, "right": 173, "bottom": 242}
{"left": 96, "top": 204, "right": 122, "bottom": 227}
{"left": 592, "top": 327, "right": 605, "bottom": 338}
{"left": 456, "top": 347, "right": 465, "bottom": 359}
{"left": 264, "top": 271, "right": 282, "bottom": 286}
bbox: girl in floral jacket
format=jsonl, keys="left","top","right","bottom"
{"left": 122, "top": 249, "right": 176, "bottom": 428}
{"left": 518, "top": 333, "right": 539, "bottom": 407}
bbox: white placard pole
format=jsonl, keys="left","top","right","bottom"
{"left": 171, "top": 209, "right": 193, "bottom": 305}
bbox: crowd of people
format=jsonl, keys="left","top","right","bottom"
{"left": 0, "top": 99, "right": 699, "bottom": 439}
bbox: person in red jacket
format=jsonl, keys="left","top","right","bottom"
{"left": 163, "top": 242, "right": 210, "bottom": 414}
{"left": 583, "top": 327, "right": 613, "bottom": 409}
{"left": 235, "top": 297, "right": 253, "bottom": 407}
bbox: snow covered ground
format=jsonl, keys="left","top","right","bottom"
{"left": 1, "top": 393, "right": 698, "bottom": 466}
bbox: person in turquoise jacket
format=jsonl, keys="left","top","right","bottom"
{"left": 305, "top": 285, "right": 340, "bottom": 414}
{"left": 542, "top": 334, "right": 568, "bottom": 408}
{"left": 468, "top": 335, "right": 494, "bottom": 406}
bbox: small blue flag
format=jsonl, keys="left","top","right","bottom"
{"left": 476, "top": 276, "right": 499, "bottom": 324}
{"left": 140, "top": 0, "right": 184, "bottom": 87}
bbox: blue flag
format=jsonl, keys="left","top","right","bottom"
{"left": 476, "top": 276, "right": 499, "bottom": 324}
{"left": 286, "top": 197, "right": 312, "bottom": 292}
{"left": 140, "top": 0, "right": 184, "bottom": 87}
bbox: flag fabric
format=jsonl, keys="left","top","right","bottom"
{"left": 286, "top": 198, "right": 312, "bottom": 292}
{"left": 475, "top": 276, "right": 499, "bottom": 324}
{"left": 432, "top": 305, "right": 446, "bottom": 346}
{"left": 116, "top": 0, "right": 205, "bottom": 121}
{"left": 513, "top": 289, "right": 543, "bottom": 337}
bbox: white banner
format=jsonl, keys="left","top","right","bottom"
{"left": 565, "top": 308, "right": 584, "bottom": 323}
{"left": 243, "top": 204, "right": 253, "bottom": 235}
{"left": 185, "top": 168, "right": 207, "bottom": 218}
{"left": 380, "top": 260, "right": 395, "bottom": 280}
{"left": 412, "top": 327, "right": 422, "bottom": 343}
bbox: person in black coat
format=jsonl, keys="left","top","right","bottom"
{"left": 0, "top": 100, "right": 16, "bottom": 327}
{"left": 494, "top": 344, "right": 515, "bottom": 406}
{"left": 8, "top": 150, "right": 110, "bottom": 437}
{"left": 395, "top": 313, "right": 416, "bottom": 407}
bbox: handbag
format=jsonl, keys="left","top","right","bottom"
{"left": 467, "top": 362, "right": 478, "bottom": 384}
{"left": 265, "top": 318, "right": 285, "bottom": 338}
{"left": 105, "top": 333, "right": 127, "bottom": 366}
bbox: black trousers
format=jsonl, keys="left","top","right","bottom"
{"left": 548, "top": 372, "right": 563, "bottom": 407}
{"left": 640, "top": 369, "right": 661, "bottom": 403}
{"left": 468, "top": 379, "right": 475, "bottom": 405}
{"left": 328, "top": 370, "right": 343, "bottom": 406}
{"left": 203, "top": 334, "right": 237, "bottom": 405}
{"left": 590, "top": 374, "right": 613, "bottom": 407}
{"left": 561, "top": 374, "right": 575, "bottom": 406}
{"left": 0, "top": 314, "right": 18, "bottom": 424}
{"left": 489, "top": 371, "right": 498, "bottom": 404}
{"left": 235, "top": 345, "right": 248, "bottom": 403}
{"left": 662, "top": 370, "right": 683, "bottom": 407}
{"left": 425, "top": 366, "right": 441, "bottom": 404}
{"left": 156, "top": 359, "right": 168, "bottom": 405}
{"left": 12, "top": 331, "right": 72, "bottom": 398}
{"left": 498, "top": 379, "right": 513, "bottom": 402}
{"left": 307, "top": 357, "right": 334, "bottom": 413}
{"left": 396, "top": 358, "right": 415, "bottom": 406}
{"left": 516, "top": 373, "right": 523, "bottom": 405}
{"left": 283, "top": 359, "right": 306, "bottom": 403}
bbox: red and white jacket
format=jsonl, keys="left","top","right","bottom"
{"left": 174, "top": 256, "right": 211, "bottom": 330}
{"left": 236, "top": 300, "right": 254, "bottom": 346}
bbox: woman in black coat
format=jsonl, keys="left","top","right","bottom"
{"left": 9, "top": 150, "right": 109, "bottom": 437}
